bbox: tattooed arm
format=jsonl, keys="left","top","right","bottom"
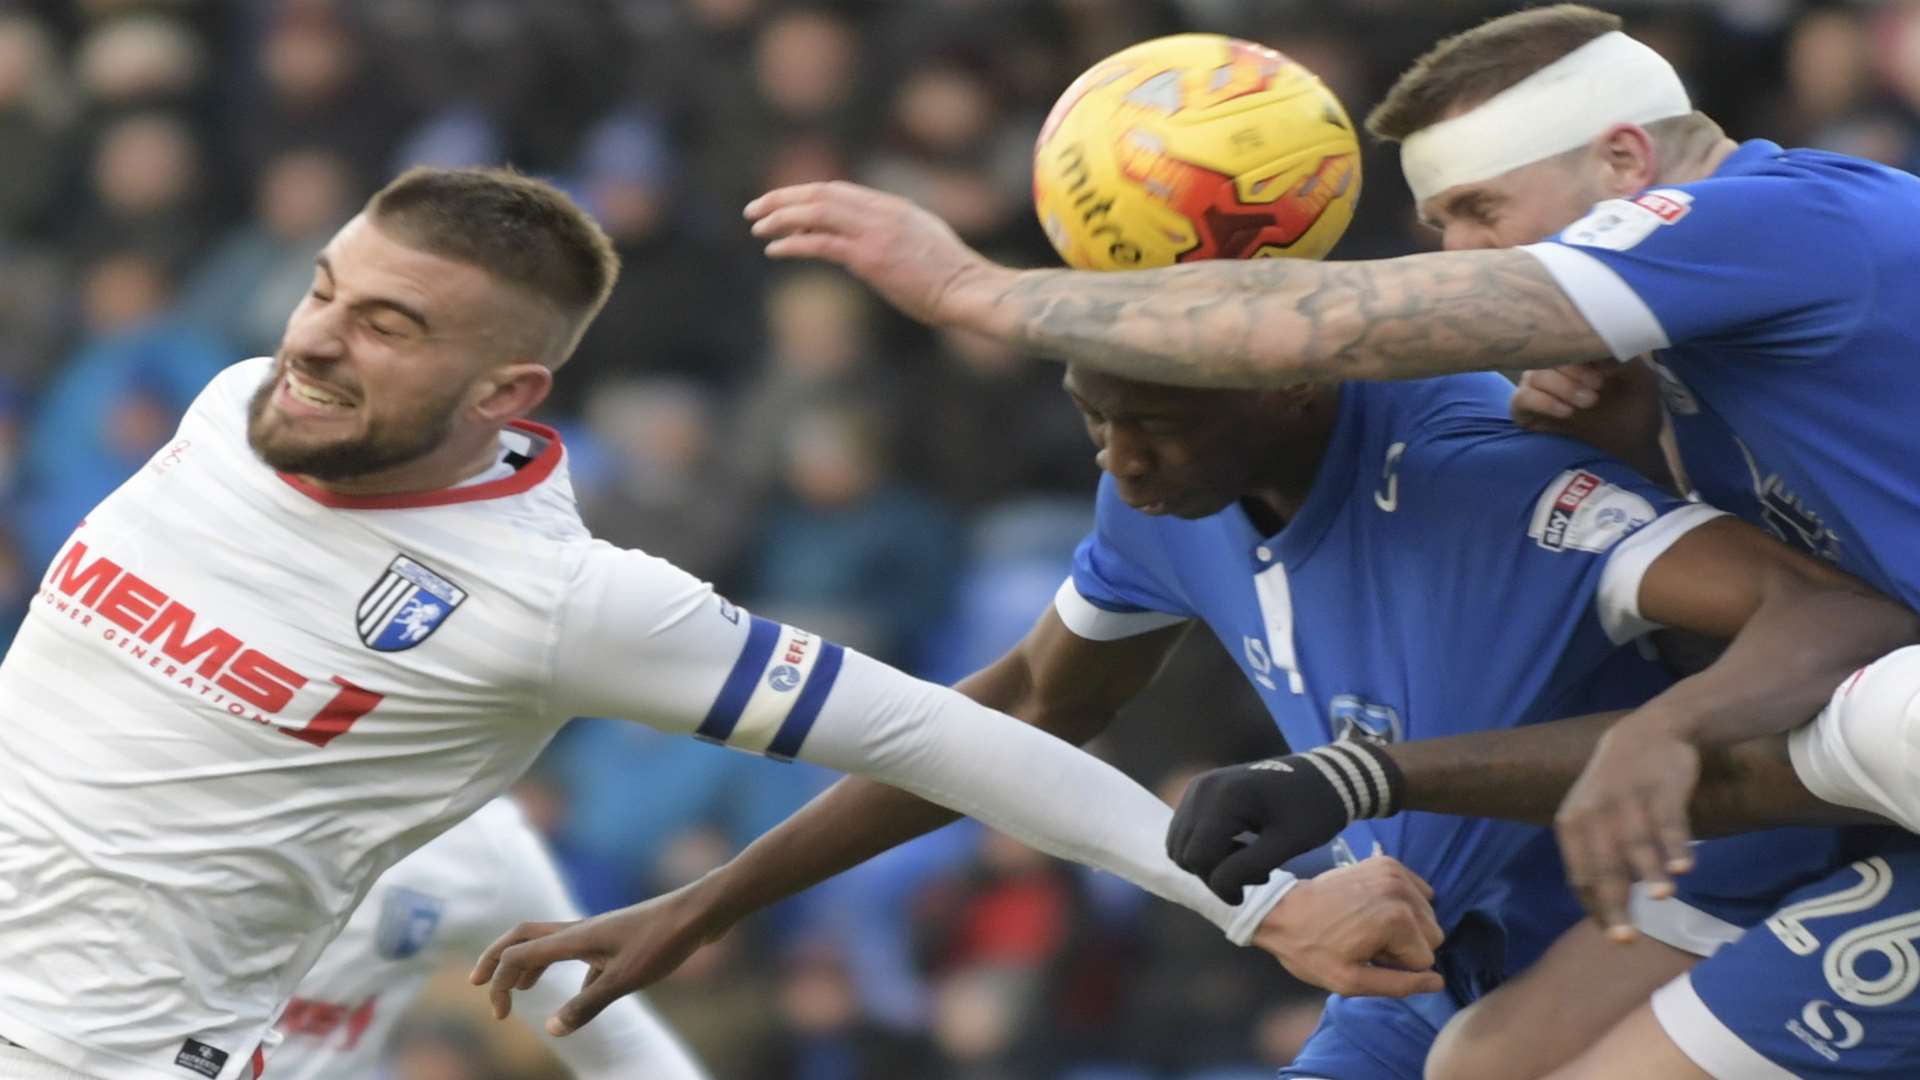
{"left": 744, "top": 181, "right": 1610, "bottom": 388}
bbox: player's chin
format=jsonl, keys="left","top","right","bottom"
{"left": 247, "top": 424, "right": 365, "bottom": 474}
{"left": 1124, "top": 491, "right": 1230, "bottom": 519}
{"left": 1169, "top": 492, "right": 1236, "bottom": 520}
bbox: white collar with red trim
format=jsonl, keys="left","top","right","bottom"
{"left": 276, "top": 420, "right": 564, "bottom": 511}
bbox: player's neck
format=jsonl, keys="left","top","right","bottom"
{"left": 1243, "top": 468, "right": 1317, "bottom": 532}
{"left": 1658, "top": 134, "right": 1740, "bottom": 186}
{"left": 1241, "top": 386, "right": 1342, "bottom": 532}
{"left": 298, "top": 429, "right": 510, "bottom": 497}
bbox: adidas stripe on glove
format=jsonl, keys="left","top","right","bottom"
{"left": 1168, "top": 741, "right": 1407, "bottom": 904}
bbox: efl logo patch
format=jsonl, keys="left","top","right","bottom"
{"left": 1528, "top": 469, "right": 1657, "bottom": 553}
{"left": 1559, "top": 188, "right": 1694, "bottom": 251}
{"left": 374, "top": 885, "right": 446, "bottom": 960}
{"left": 357, "top": 555, "right": 466, "bottom": 651}
{"left": 174, "top": 1038, "right": 229, "bottom": 1078}
{"left": 765, "top": 629, "right": 814, "bottom": 693}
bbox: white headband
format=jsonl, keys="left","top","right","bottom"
{"left": 1399, "top": 31, "right": 1692, "bottom": 204}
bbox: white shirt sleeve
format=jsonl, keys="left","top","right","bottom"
{"left": 550, "top": 544, "right": 1263, "bottom": 939}
{"left": 471, "top": 803, "right": 708, "bottom": 1080}
{"left": 1520, "top": 241, "right": 1671, "bottom": 360}
{"left": 1052, "top": 578, "right": 1191, "bottom": 641}
{"left": 1789, "top": 646, "right": 1920, "bottom": 834}
{"left": 1594, "top": 503, "right": 1729, "bottom": 643}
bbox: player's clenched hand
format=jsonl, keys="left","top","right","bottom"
{"left": 1248, "top": 856, "right": 1446, "bottom": 998}
{"left": 1554, "top": 719, "right": 1702, "bottom": 943}
{"left": 1168, "top": 745, "right": 1402, "bottom": 904}
{"left": 1510, "top": 360, "right": 1612, "bottom": 426}
{"left": 1511, "top": 359, "right": 1663, "bottom": 458}
{"left": 470, "top": 888, "right": 722, "bottom": 1036}
{"left": 744, "top": 182, "right": 1011, "bottom": 328}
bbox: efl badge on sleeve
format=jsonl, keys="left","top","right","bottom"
{"left": 357, "top": 555, "right": 467, "bottom": 651}
{"left": 374, "top": 886, "right": 446, "bottom": 960}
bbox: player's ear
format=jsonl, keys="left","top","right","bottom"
{"left": 469, "top": 362, "right": 553, "bottom": 424}
{"left": 1595, "top": 123, "right": 1659, "bottom": 196}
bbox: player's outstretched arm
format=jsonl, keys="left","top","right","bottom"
{"left": 744, "top": 182, "right": 1610, "bottom": 388}
{"left": 484, "top": 578, "right": 1448, "bottom": 1034}
{"left": 474, "top": 805, "right": 711, "bottom": 1079}
{"left": 1168, "top": 715, "right": 1887, "bottom": 935}
{"left": 689, "top": 609, "right": 1187, "bottom": 921}
{"left": 1379, "top": 711, "right": 1888, "bottom": 834}
{"left": 1552, "top": 516, "right": 1918, "bottom": 934}
{"left": 1171, "top": 517, "right": 1915, "bottom": 934}
{"left": 484, "top": 596, "right": 1198, "bottom": 1034}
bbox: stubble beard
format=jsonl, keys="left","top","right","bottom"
{"left": 245, "top": 366, "right": 462, "bottom": 482}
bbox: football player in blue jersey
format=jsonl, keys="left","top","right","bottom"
{"left": 742, "top": 5, "right": 1920, "bottom": 1074}
{"left": 477, "top": 358, "right": 1912, "bottom": 1079}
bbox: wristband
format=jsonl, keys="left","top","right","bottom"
{"left": 1282, "top": 740, "right": 1407, "bottom": 822}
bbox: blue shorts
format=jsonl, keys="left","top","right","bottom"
{"left": 1652, "top": 830, "right": 1920, "bottom": 1078}
{"left": 1279, "top": 910, "right": 1532, "bottom": 1079}
{"left": 1634, "top": 828, "right": 1857, "bottom": 956}
{"left": 1278, "top": 829, "right": 1584, "bottom": 1079}
{"left": 1279, "top": 989, "right": 1452, "bottom": 1080}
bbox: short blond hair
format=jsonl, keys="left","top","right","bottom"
{"left": 367, "top": 166, "right": 620, "bottom": 362}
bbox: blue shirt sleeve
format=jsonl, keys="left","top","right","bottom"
{"left": 1389, "top": 418, "right": 1696, "bottom": 734}
{"left": 1526, "top": 175, "right": 1874, "bottom": 362}
{"left": 1067, "top": 475, "right": 1195, "bottom": 620}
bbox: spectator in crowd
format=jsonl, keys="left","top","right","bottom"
{"left": 72, "top": 110, "right": 211, "bottom": 268}
{"left": 744, "top": 399, "right": 958, "bottom": 665}
{"left": 538, "top": 715, "right": 834, "bottom": 912}
{"left": 903, "top": 324, "right": 1093, "bottom": 512}
{"left": 177, "top": 145, "right": 357, "bottom": 358}
{"left": 0, "top": 12, "right": 76, "bottom": 237}
{"left": 862, "top": 59, "right": 1028, "bottom": 247}
{"left": 557, "top": 110, "right": 763, "bottom": 409}
{"left": 687, "top": 6, "right": 867, "bottom": 212}
{"left": 763, "top": 939, "right": 933, "bottom": 1080}
{"left": 572, "top": 376, "right": 754, "bottom": 586}
{"left": 72, "top": 12, "right": 204, "bottom": 111}
{"left": 17, "top": 248, "right": 226, "bottom": 567}
{"left": 231, "top": 1, "right": 402, "bottom": 181}
{"left": 726, "top": 268, "right": 888, "bottom": 491}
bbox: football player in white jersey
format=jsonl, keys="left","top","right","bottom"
{"left": 272, "top": 798, "right": 705, "bottom": 1080}
{"left": 0, "top": 168, "right": 1385, "bottom": 1080}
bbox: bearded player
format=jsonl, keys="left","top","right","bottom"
{"left": 741, "top": 6, "right": 1920, "bottom": 1077}
{"left": 0, "top": 167, "right": 1340, "bottom": 1080}
{"left": 271, "top": 798, "right": 706, "bottom": 1079}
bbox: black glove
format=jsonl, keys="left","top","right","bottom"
{"left": 1168, "top": 741, "right": 1407, "bottom": 904}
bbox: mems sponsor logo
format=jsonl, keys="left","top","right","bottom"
{"left": 37, "top": 535, "right": 382, "bottom": 747}
{"left": 280, "top": 995, "right": 379, "bottom": 1052}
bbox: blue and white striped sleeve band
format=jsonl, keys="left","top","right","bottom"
{"left": 695, "top": 615, "right": 845, "bottom": 761}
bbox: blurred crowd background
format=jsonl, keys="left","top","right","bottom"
{"left": 1, "top": 0, "right": 1915, "bottom": 1076}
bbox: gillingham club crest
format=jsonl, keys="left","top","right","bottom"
{"left": 357, "top": 555, "right": 467, "bottom": 651}
{"left": 374, "top": 885, "right": 446, "bottom": 960}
